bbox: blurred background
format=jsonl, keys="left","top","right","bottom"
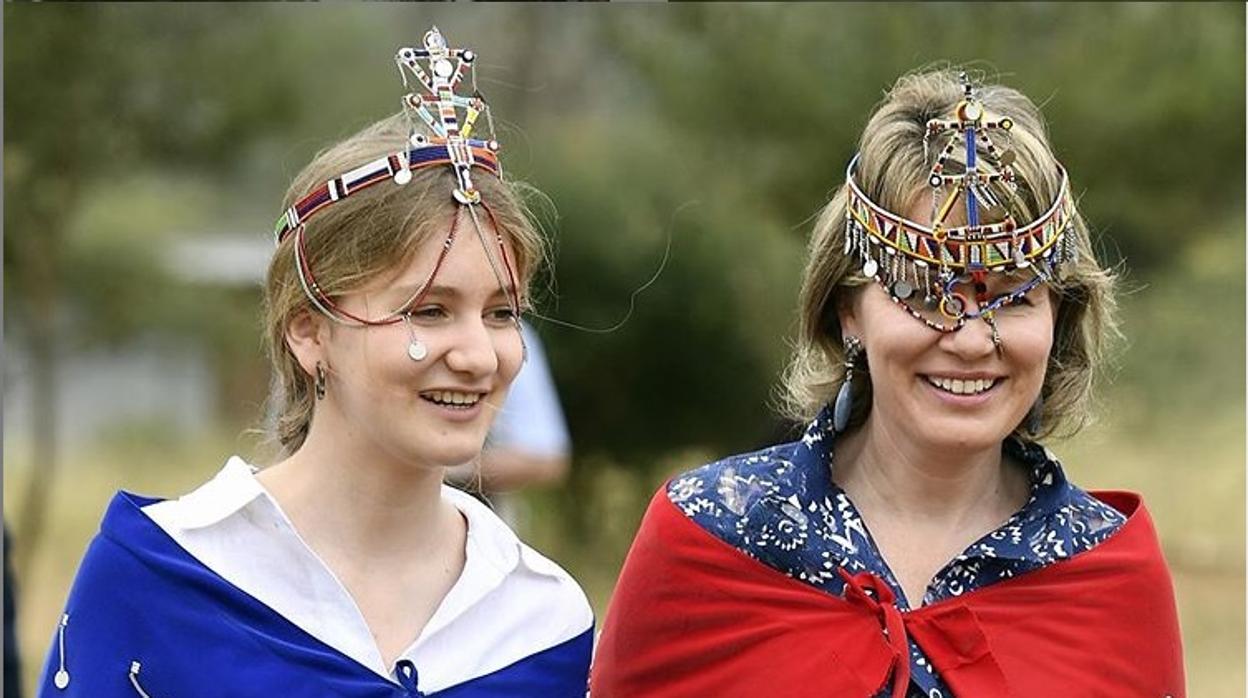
{"left": 3, "top": 4, "right": 1243, "bottom": 696}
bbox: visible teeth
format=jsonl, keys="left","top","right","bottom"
{"left": 424, "top": 390, "right": 481, "bottom": 406}
{"left": 927, "top": 377, "right": 996, "bottom": 395}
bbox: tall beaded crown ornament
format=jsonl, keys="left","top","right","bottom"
{"left": 843, "top": 73, "right": 1076, "bottom": 351}
{"left": 272, "top": 27, "right": 521, "bottom": 361}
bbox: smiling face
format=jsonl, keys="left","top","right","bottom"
{"left": 839, "top": 202, "right": 1057, "bottom": 454}
{"left": 291, "top": 214, "right": 524, "bottom": 471}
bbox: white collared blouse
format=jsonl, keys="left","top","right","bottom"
{"left": 141, "top": 458, "right": 593, "bottom": 695}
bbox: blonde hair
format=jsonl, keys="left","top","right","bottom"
{"left": 262, "top": 113, "right": 546, "bottom": 454}
{"left": 781, "top": 69, "right": 1118, "bottom": 440}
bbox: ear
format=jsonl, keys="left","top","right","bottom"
{"left": 835, "top": 291, "right": 861, "bottom": 341}
{"left": 284, "top": 308, "right": 329, "bottom": 377}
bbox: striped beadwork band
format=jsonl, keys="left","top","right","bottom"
{"left": 273, "top": 141, "right": 500, "bottom": 246}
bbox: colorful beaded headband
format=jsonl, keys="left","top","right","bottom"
{"left": 843, "top": 73, "right": 1077, "bottom": 346}
{"left": 273, "top": 144, "right": 499, "bottom": 246}
{"left": 275, "top": 27, "right": 522, "bottom": 362}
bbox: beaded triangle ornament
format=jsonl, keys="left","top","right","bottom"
{"left": 843, "top": 73, "right": 1077, "bottom": 342}
{"left": 273, "top": 26, "right": 502, "bottom": 246}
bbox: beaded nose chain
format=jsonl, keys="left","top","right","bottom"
{"left": 273, "top": 27, "right": 524, "bottom": 364}
{"left": 844, "top": 73, "right": 1076, "bottom": 356}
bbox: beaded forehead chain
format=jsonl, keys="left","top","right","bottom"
{"left": 843, "top": 73, "right": 1076, "bottom": 351}
{"left": 274, "top": 27, "right": 521, "bottom": 360}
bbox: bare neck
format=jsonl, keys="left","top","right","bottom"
{"left": 257, "top": 422, "right": 457, "bottom": 566}
{"left": 832, "top": 417, "right": 1028, "bottom": 527}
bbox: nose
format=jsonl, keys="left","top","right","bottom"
{"left": 938, "top": 312, "right": 998, "bottom": 360}
{"left": 444, "top": 317, "right": 500, "bottom": 377}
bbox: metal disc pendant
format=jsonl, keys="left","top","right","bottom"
{"left": 1000, "top": 149, "right": 1017, "bottom": 166}
{"left": 941, "top": 294, "right": 966, "bottom": 319}
{"left": 452, "top": 188, "right": 480, "bottom": 205}
{"left": 862, "top": 258, "right": 879, "bottom": 278}
{"left": 408, "top": 340, "right": 428, "bottom": 361}
{"left": 54, "top": 671, "right": 70, "bottom": 689}
{"left": 394, "top": 168, "right": 412, "bottom": 185}
{"left": 893, "top": 280, "right": 914, "bottom": 300}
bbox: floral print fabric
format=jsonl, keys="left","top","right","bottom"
{"left": 667, "top": 407, "right": 1126, "bottom": 697}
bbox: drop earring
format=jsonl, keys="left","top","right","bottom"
{"left": 403, "top": 313, "right": 427, "bottom": 361}
{"left": 314, "top": 362, "right": 327, "bottom": 401}
{"left": 833, "top": 336, "right": 863, "bottom": 433}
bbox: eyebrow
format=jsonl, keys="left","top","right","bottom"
{"left": 391, "top": 283, "right": 517, "bottom": 300}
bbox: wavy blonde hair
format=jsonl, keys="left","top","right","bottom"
{"left": 781, "top": 69, "right": 1118, "bottom": 441}
{"left": 261, "top": 113, "right": 547, "bottom": 454}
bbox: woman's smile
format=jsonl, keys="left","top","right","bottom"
{"left": 920, "top": 374, "right": 1005, "bottom": 405}
{"left": 418, "top": 388, "right": 490, "bottom": 422}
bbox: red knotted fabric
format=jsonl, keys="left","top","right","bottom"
{"left": 836, "top": 569, "right": 911, "bottom": 698}
{"left": 591, "top": 488, "right": 1184, "bottom": 698}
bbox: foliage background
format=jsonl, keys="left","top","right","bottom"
{"left": 4, "top": 4, "right": 1244, "bottom": 695}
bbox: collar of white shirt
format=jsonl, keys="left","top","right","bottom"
{"left": 142, "top": 457, "right": 592, "bottom": 693}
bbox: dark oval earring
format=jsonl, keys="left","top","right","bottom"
{"left": 315, "top": 362, "right": 327, "bottom": 401}
{"left": 833, "top": 336, "right": 863, "bottom": 433}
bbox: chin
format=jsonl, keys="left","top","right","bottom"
{"left": 914, "top": 420, "right": 1011, "bottom": 453}
{"left": 424, "top": 442, "right": 486, "bottom": 470}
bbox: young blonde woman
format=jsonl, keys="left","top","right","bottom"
{"left": 593, "top": 70, "right": 1184, "bottom": 697}
{"left": 40, "top": 27, "right": 592, "bottom": 698}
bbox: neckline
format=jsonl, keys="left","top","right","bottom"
{"left": 794, "top": 417, "right": 1077, "bottom": 609}
{"left": 142, "top": 461, "right": 524, "bottom": 684}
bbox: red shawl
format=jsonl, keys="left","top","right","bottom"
{"left": 592, "top": 489, "right": 1184, "bottom": 697}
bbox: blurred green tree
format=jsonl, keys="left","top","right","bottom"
{"left": 601, "top": 3, "right": 1244, "bottom": 271}
{"left": 490, "top": 4, "right": 1244, "bottom": 521}
{"left": 4, "top": 4, "right": 298, "bottom": 569}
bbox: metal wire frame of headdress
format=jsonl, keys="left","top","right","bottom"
{"left": 273, "top": 26, "right": 521, "bottom": 330}
{"left": 842, "top": 72, "right": 1078, "bottom": 335}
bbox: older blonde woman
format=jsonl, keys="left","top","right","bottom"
{"left": 39, "top": 28, "right": 592, "bottom": 698}
{"left": 593, "top": 70, "right": 1184, "bottom": 697}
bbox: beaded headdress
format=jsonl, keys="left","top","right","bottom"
{"left": 843, "top": 73, "right": 1076, "bottom": 350}
{"left": 274, "top": 27, "right": 520, "bottom": 360}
